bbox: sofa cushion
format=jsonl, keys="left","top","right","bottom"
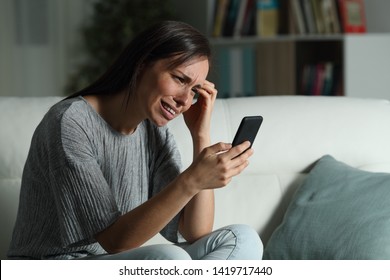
{"left": 0, "top": 97, "right": 61, "bottom": 178}
{"left": 0, "top": 178, "right": 22, "bottom": 259}
{"left": 263, "top": 155, "right": 390, "bottom": 260}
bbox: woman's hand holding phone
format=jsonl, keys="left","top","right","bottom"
{"left": 182, "top": 141, "right": 253, "bottom": 194}
{"left": 182, "top": 110, "right": 263, "bottom": 194}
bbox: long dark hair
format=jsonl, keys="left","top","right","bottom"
{"left": 67, "top": 21, "right": 211, "bottom": 101}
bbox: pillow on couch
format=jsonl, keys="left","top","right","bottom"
{"left": 263, "top": 155, "right": 390, "bottom": 260}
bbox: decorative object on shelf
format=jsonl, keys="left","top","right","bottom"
{"left": 338, "top": 0, "right": 366, "bottom": 33}
{"left": 65, "top": 0, "right": 175, "bottom": 94}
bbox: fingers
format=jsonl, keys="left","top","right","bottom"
{"left": 188, "top": 141, "right": 253, "bottom": 191}
{"left": 204, "top": 141, "right": 252, "bottom": 162}
{"left": 196, "top": 80, "right": 218, "bottom": 103}
{"left": 203, "top": 142, "right": 232, "bottom": 155}
{"left": 212, "top": 148, "right": 252, "bottom": 188}
{"left": 224, "top": 142, "right": 253, "bottom": 171}
{"left": 221, "top": 141, "right": 252, "bottom": 160}
{"left": 205, "top": 141, "right": 253, "bottom": 185}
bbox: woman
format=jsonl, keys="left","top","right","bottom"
{"left": 8, "top": 21, "right": 263, "bottom": 260}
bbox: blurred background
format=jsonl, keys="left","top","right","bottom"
{"left": 1, "top": 0, "right": 389, "bottom": 99}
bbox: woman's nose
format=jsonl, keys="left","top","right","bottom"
{"left": 173, "top": 89, "right": 192, "bottom": 106}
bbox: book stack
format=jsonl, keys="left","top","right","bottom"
{"left": 290, "top": 0, "right": 342, "bottom": 34}
{"left": 215, "top": 46, "right": 257, "bottom": 98}
{"left": 300, "top": 62, "right": 342, "bottom": 96}
{"left": 212, "top": 0, "right": 280, "bottom": 37}
{"left": 290, "top": 0, "right": 367, "bottom": 35}
{"left": 212, "top": 0, "right": 367, "bottom": 37}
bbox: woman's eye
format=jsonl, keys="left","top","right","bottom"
{"left": 175, "top": 76, "right": 185, "bottom": 84}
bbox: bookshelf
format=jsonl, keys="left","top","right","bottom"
{"left": 173, "top": 0, "right": 390, "bottom": 99}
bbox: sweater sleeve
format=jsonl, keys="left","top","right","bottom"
{"left": 148, "top": 126, "right": 183, "bottom": 243}
{"left": 49, "top": 109, "right": 121, "bottom": 248}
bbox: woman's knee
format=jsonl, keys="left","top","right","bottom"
{"left": 144, "top": 244, "right": 192, "bottom": 260}
{"left": 226, "top": 224, "right": 262, "bottom": 241}
{"left": 95, "top": 244, "right": 192, "bottom": 260}
{"left": 222, "top": 224, "right": 264, "bottom": 259}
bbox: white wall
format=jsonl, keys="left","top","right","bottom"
{"left": 0, "top": 0, "right": 94, "bottom": 97}
{"left": 345, "top": 34, "right": 390, "bottom": 99}
{"left": 344, "top": 0, "right": 390, "bottom": 99}
{"left": 365, "top": 0, "right": 390, "bottom": 33}
{"left": 1, "top": 0, "right": 390, "bottom": 97}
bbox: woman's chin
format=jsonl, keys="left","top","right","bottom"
{"left": 151, "top": 116, "right": 170, "bottom": 127}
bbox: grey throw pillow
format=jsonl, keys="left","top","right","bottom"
{"left": 264, "top": 155, "right": 390, "bottom": 260}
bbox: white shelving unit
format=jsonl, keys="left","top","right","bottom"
{"left": 173, "top": 0, "right": 390, "bottom": 99}
{"left": 344, "top": 34, "right": 390, "bottom": 99}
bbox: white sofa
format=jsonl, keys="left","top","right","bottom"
{"left": 1, "top": 95, "right": 390, "bottom": 260}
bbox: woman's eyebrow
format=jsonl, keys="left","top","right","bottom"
{"left": 192, "top": 84, "right": 202, "bottom": 91}
{"left": 178, "top": 71, "right": 202, "bottom": 89}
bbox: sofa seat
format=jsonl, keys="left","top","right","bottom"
{"left": 1, "top": 95, "right": 390, "bottom": 259}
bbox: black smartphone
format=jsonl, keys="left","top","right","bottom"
{"left": 232, "top": 116, "right": 263, "bottom": 148}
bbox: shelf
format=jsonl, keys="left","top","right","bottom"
{"left": 174, "top": 0, "right": 390, "bottom": 99}
{"left": 210, "top": 34, "right": 345, "bottom": 46}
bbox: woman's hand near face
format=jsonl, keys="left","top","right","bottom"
{"left": 183, "top": 80, "right": 217, "bottom": 145}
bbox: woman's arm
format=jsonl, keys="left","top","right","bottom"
{"left": 178, "top": 80, "right": 218, "bottom": 242}
{"left": 178, "top": 127, "right": 214, "bottom": 242}
{"left": 94, "top": 169, "right": 197, "bottom": 253}
{"left": 95, "top": 141, "right": 252, "bottom": 253}
{"left": 96, "top": 81, "right": 253, "bottom": 251}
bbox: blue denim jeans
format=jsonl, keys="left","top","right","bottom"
{"left": 84, "top": 224, "right": 263, "bottom": 260}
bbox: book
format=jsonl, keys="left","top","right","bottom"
{"left": 256, "top": 0, "right": 279, "bottom": 37}
{"left": 223, "top": 0, "right": 241, "bottom": 36}
{"left": 300, "top": 64, "right": 310, "bottom": 94}
{"left": 241, "top": 0, "right": 257, "bottom": 36}
{"left": 233, "top": 0, "right": 248, "bottom": 37}
{"left": 212, "top": 0, "right": 230, "bottom": 37}
{"left": 321, "top": 62, "right": 334, "bottom": 96}
{"left": 321, "top": 0, "right": 341, "bottom": 33}
{"left": 311, "top": 0, "right": 326, "bottom": 34}
{"left": 305, "top": 65, "right": 316, "bottom": 95}
{"left": 301, "top": 0, "right": 317, "bottom": 34}
{"left": 329, "top": 0, "right": 341, "bottom": 33}
{"left": 313, "top": 63, "right": 325, "bottom": 95}
{"left": 290, "top": 0, "right": 306, "bottom": 34}
{"left": 241, "top": 46, "right": 256, "bottom": 96}
{"left": 338, "top": 0, "right": 366, "bottom": 33}
{"left": 215, "top": 47, "right": 231, "bottom": 98}
{"left": 215, "top": 47, "right": 256, "bottom": 97}
{"left": 300, "top": 63, "right": 321, "bottom": 95}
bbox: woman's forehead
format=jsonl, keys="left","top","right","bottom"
{"left": 155, "top": 55, "right": 209, "bottom": 79}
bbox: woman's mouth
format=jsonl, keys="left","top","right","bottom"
{"left": 161, "top": 101, "right": 177, "bottom": 119}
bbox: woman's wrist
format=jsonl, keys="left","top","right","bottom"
{"left": 176, "top": 169, "right": 201, "bottom": 198}
{"left": 191, "top": 129, "right": 210, "bottom": 150}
